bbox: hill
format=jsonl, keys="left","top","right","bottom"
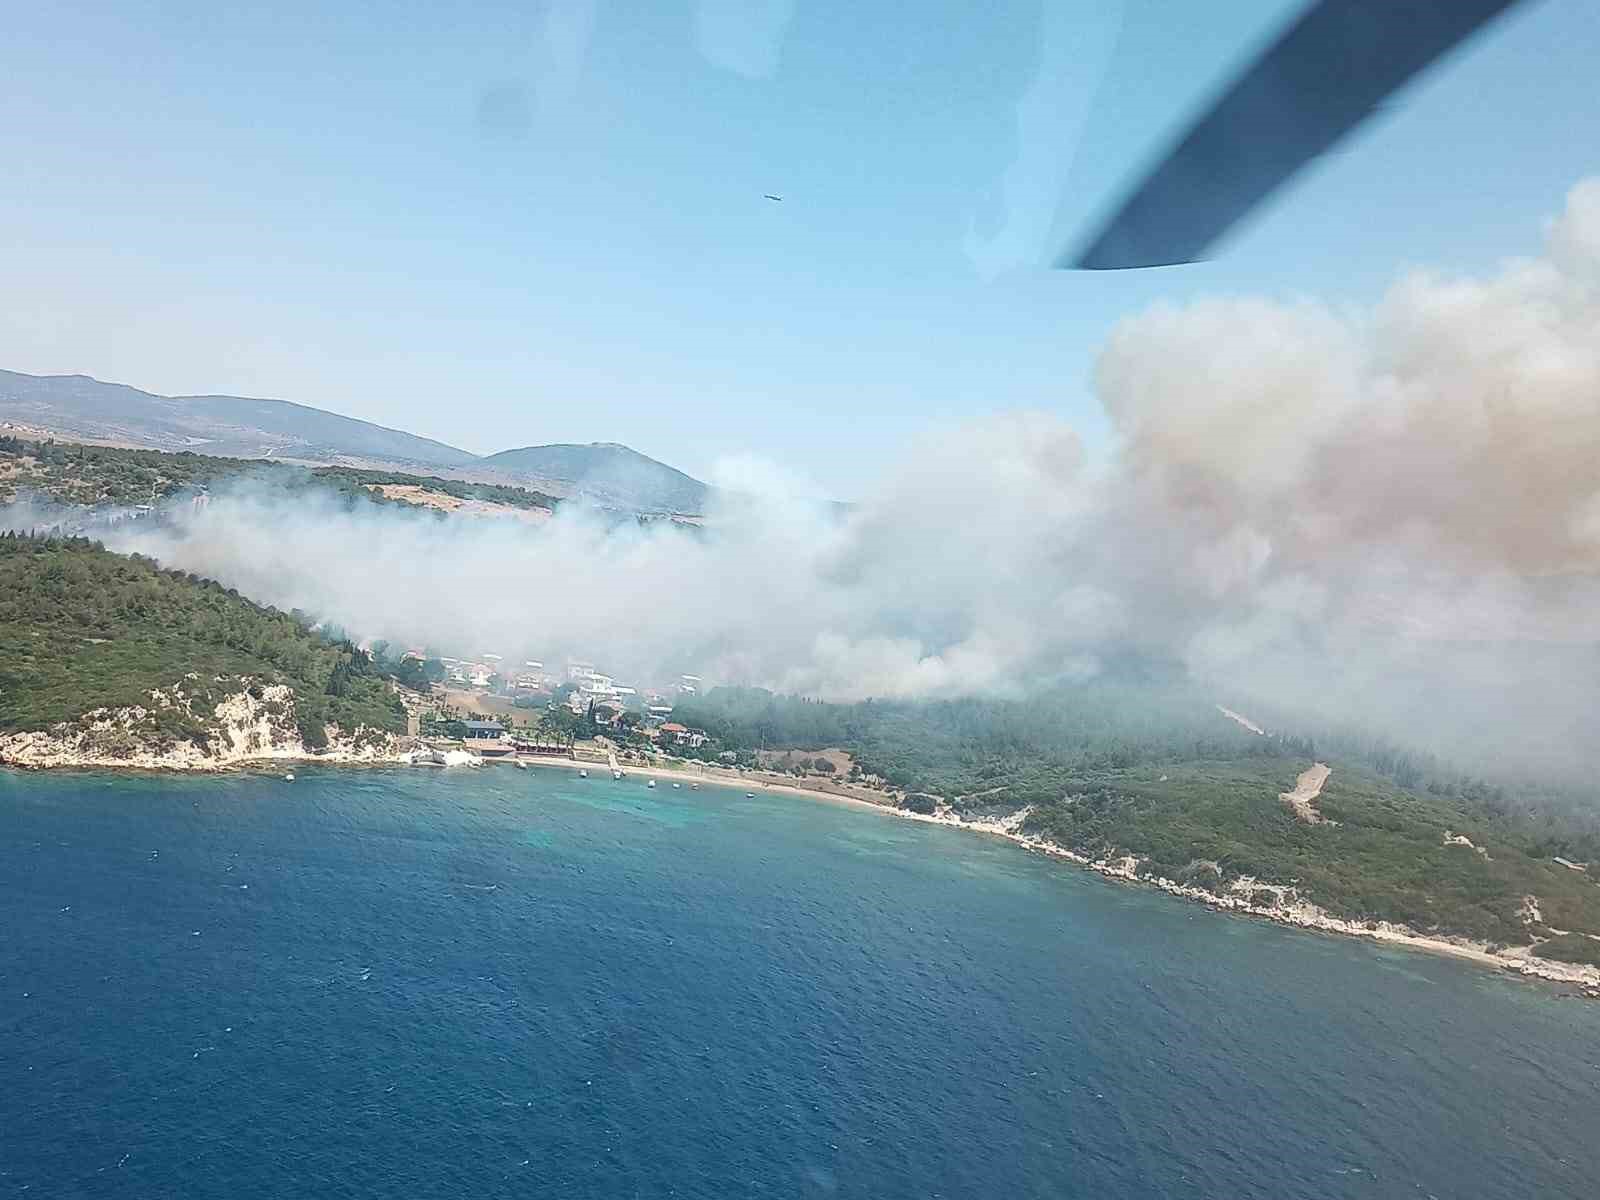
{"left": 1, "top": 369, "right": 715, "bottom": 514}
{"left": 668, "top": 686, "right": 1600, "bottom": 959}
{"left": 481, "top": 442, "right": 709, "bottom": 514}
{"left": 0, "top": 369, "right": 476, "bottom": 469}
{"left": 0, "top": 534, "right": 408, "bottom": 765}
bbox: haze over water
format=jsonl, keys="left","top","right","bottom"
{"left": 3, "top": 767, "right": 1597, "bottom": 1199}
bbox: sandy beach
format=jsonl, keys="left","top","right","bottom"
{"left": 506, "top": 751, "right": 897, "bottom": 812}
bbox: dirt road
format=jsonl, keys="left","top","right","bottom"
{"left": 1280, "top": 762, "right": 1332, "bottom": 823}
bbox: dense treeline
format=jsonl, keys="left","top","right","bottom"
{"left": 367, "top": 642, "right": 447, "bottom": 691}
{"left": 0, "top": 533, "right": 403, "bottom": 744}
{"left": 672, "top": 683, "right": 1283, "bottom": 797}
{"left": 677, "top": 683, "right": 1599, "bottom": 845}
{"left": 316, "top": 467, "right": 557, "bottom": 511}
{"left": 1, "top": 437, "right": 242, "bottom": 505}
{"left": 1233, "top": 705, "right": 1600, "bottom": 848}
{"left": 1021, "top": 760, "right": 1600, "bottom": 947}
{"left": 0, "top": 436, "right": 557, "bottom": 512}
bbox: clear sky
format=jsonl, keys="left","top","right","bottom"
{"left": 4, "top": 0, "right": 1597, "bottom": 496}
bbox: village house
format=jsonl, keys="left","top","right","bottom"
{"left": 658, "top": 722, "right": 709, "bottom": 749}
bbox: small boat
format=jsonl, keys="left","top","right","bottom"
{"left": 283, "top": 772, "right": 295, "bottom": 782}
{"left": 514, "top": 759, "right": 528, "bottom": 770}
{"left": 745, "top": 792, "right": 755, "bottom": 798}
{"left": 579, "top": 769, "right": 588, "bottom": 778}
{"left": 691, "top": 783, "right": 700, "bottom": 790}
{"left": 612, "top": 770, "right": 623, "bottom": 780}
{"left": 672, "top": 782, "right": 681, "bottom": 789}
{"left": 647, "top": 779, "right": 657, "bottom": 788}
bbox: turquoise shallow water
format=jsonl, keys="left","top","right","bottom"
{"left": 2, "top": 766, "right": 1598, "bottom": 1198}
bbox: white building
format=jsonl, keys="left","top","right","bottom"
{"left": 659, "top": 723, "right": 709, "bottom": 749}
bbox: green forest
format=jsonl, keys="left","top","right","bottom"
{"left": 0, "top": 534, "right": 405, "bottom": 747}
{"left": 675, "top": 682, "right": 1306, "bottom": 795}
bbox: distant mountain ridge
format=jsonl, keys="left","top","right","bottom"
{"left": 481, "top": 443, "right": 708, "bottom": 514}
{"left": 0, "top": 369, "right": 711, "bottom": 513}
{"left": 0, "top": 369, "right": 475, "bottom": 469}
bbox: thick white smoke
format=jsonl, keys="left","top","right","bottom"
{"left": 24, "top": 180, "right": 1600, "bottom": 772}
{"left": 1085, "top": 179, "right": 1600, "bottom": 767}
{"left": 100, "top": 411, "right": 1106, "bottom": 700}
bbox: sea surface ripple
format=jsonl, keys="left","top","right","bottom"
{"left": 3, "top": 767, "right": 1598, "bottom": 1198}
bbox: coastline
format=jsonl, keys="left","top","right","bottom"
{"left": 8, "top": 746, "right": 1597, "bottom": 998}
{"left": 0, "top": 683, "right": 414, "bottom": 773}
{"left": 512, "top": 757, "right": 1599, "bottom": 996}
{"left": 874, "top": 803, "right": 1600, "bottom": 997}
{"left": 0, "top": 736, "right": 414, "bottom": 773}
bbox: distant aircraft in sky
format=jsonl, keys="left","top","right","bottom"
{"left": 763, "top": 194, "right": 783, "bottom": 202}
{"left": 1065, "top": 0, "right": 1527, "bottom": 269}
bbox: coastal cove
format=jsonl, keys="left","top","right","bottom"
{"left": 3, "top": 765, "right": 1597, "bottom": 1199}
{"left": 9, "top": 750, "right": 1600, "bottom": 1000}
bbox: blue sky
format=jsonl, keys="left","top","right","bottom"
{"left": 3, "top": 0, "right": 1596, "bottom": 496}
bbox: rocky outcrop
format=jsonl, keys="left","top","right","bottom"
{"left": 0, "top": 679, "right": 409, "bottom": 771}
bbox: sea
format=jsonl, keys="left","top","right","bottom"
{"left": 3, "top": 767, "right": 1597, "bottom": 1199}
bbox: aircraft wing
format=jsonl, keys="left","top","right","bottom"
{"left": 1066, "top": 0, "right": 1526, "bottom": 270}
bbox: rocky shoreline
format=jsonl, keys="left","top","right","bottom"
{"left": 884, "top": 803, "right": 1600, "bottom": 998}
{"left": 0, "top": 738, "right": 411, "bottom": 772}
{"left": 0, "top": 682, "right": 411, "bottom": 771}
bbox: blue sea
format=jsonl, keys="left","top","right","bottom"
{"left": 3, "top": 767, "right": 1597, "bottom": 1198}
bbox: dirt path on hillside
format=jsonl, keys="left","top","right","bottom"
{"left": 1280, "top": 762, "right": 1332, "bottom": 823}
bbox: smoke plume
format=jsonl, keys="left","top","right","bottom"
{"left": 19, "top": 180, "right": 1600, "bottom": 775}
